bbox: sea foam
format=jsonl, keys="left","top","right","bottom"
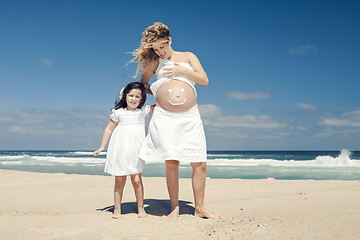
{"left": 207, "top": 149, "right": 360, "bottom": 168}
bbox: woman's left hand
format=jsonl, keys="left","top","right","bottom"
{"left": 162, "top": 63, "right": 187, "bottom": 79}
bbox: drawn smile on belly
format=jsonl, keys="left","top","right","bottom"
{"left": 167, "top": 87, "right": 187, "bottom": 105}
{"left": 168, "top": 99, "right": 187, "bottom": 105}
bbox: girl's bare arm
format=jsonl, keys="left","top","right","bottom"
{"left": 93, "top": 120, "right": 118, "bottom": 156}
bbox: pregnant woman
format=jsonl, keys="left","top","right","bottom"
{"left": 132, "top": 22, "right": 218, "bottom": 219}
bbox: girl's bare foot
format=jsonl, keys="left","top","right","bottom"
{"left": 138, "top": 208, "right": 147, "bottom": 218}
{"left": 112, "top": 211, "right": 121, "bottom": 219}
{"left": 167, "top": 206, "right": 179, "bottom": 220}
{"left": 195, "top": 207, "right": 220, "bottom": 219}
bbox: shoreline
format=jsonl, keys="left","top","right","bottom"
{"left": 1, "top": 169, "right": 359, "bottom": 239}
{"left": 1, "top": 150, "right": 360, "bottom": 181}
{"left": 2, "top": 167, "right": 360, "bottom": 181}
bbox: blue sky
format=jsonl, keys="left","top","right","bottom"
{"left": 0, "top": 0, "right": 359, "bottom": 150}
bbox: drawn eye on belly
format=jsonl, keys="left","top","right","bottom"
{"left": 167, "top": 88, "right": 185, "bottom": 93}
{"left": 167, "top": 87, "right": 187, "bottom": 105}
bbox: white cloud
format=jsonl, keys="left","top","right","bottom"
{"left": 0, "top": 108, "right": 108, "bottom": 137}
{"left": 296, "top": 126, "right": 308, "bottom": 131}
{"left": 227, "top": 91, "right": 270, "bottom": 100}
{"left": 197, "top": 104, "right": 222, "bottom": 118}
{"left": 39, "top": 57, "right": 54, "bottom": 68}
{"left": 2, "top": 106, "right": 359, "bottom": 150}
{"left": 198, "top": 104, "right": 299, "bottom": 149}
{"left": 297, "top": 103, "right": 317, "bottom": 111}
{"left": 199, "top": 104, "right": 286, "bottom": 129}
{"left": 0, "top": 108, "right": 113, "bottom": 149}
{"left": 287, "top": 45, "right": 319, "bottom": 56}
{"left": 320, "top": 110, "right": 360, "bottom": 127}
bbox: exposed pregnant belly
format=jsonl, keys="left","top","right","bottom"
{"left": 156, "top": 80, "right": 196, "bottom": 112}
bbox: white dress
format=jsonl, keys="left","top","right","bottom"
{"left": 138, "top": 58, "right": 206, "bottom": 163}
{"left": 139, "top": 105, "right": 207, "bottom": 163}
{"left": 104, "top": 105, "right": 151, "bottom": 176}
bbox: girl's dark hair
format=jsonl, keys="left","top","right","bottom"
{"left": 115, "top": 82, "right": 146, "bottom": 110}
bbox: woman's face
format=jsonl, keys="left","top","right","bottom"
{"left": 152, "top": 41, "right": 172, "bottom": 59}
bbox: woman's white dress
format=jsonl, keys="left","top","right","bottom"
{"left": 104, "top": 106, "right": 151, "bottom": 176}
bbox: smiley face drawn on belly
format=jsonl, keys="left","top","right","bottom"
{"left": 167, "top": 88, "right": 187, "bottom": 105}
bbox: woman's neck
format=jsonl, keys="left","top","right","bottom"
{"left": 167, "top": 49, "right": 177, "bottom": 61}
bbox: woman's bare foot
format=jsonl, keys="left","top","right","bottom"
{"left": 167, "top": 206, "right": 179, "bottom": 220}
{"left": 112, "top": 211, "right": 121, "bottom": 219}
{"left": 138, "top": 207, "right": 147, "bottom": 218}
{"left": 195, "top": 207, "right": 220, "bottom": 219}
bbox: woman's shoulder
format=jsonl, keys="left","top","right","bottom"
{"left": 172, "top": 51, "right": 195, "bottom": 64}
{"left": 179, "top": 51, "right": 198, "bottom": 62}
{"left": 175, "top": 51, "right": 195, "bottom": 58}
{"left": 184, "top": 51, "right": 199, "bottom": 61}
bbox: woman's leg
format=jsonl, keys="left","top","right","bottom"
{"left": 113, "top": 176, "right": 126, "bottom": 219}
{"left": 191, "top": 162, "right": 219, "bottom": 218}
{"left": 130, "top": 173, "right": 147, "bottom": 218}
{"left": 165, "top": 160, "right": 180, "bottom": 219}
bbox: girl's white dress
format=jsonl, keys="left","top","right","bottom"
{"left": 104, "top": 105, "right": 151, "bottom": 176}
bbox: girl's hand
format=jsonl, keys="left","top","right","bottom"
{"left": 162, "top": 63, "right": 187, "bottom": 79}
{"left": 93, "top": 147, "right": 104, "bottom": 156}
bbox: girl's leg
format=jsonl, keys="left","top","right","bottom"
{"left": 191, "top": 162, "right": 219, "bottom": 219}
{"left": 130, "top": 173, "right": 147, "bottom": 218}
{"left": 165, "top": 160, "right": 180, "bottom": 219}
{"left": 113, "top": 176, "right": 126, "bottom": 219}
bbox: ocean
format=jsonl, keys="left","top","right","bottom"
{"left": 1, "top": 150, "right": 359, "bottom": 180}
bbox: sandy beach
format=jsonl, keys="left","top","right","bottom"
{"left": 0, "top": 169, "right": 359, "bottom": 240}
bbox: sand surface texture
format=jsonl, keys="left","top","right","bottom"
{"left": 0, "top": 170, "right": 359, "bottom": 239}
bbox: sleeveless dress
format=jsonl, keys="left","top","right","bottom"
{"left": 139, "top": 59, "right": 207, "bottom": 163}
{"left": 104, "top": 105, "right": 151, "bottom": 176}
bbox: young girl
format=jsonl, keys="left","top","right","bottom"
{"left": 94, "top": 82, "right": 154, "bottom": 219}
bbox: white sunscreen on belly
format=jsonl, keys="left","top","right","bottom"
{"left": 167, "top": 88, "right": 186, "bottom": 105}
{"left": 168, "top": 99, "right": 187, "bottom": 105}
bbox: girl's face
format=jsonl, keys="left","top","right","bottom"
{"left": 125, "top": 89, "right": 142, "bottom": 110}
{"left": 152, "top": 40, "right": 172, "bottom": 59}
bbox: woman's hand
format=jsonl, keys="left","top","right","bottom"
{"left": 162, "top": 63, "right": 188, "bottom": 79}
{"left": 93, "top": 147, "right": 104, "bottom": 156}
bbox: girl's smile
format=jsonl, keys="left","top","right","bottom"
{"left": 126, "top": 89, "right": 142, "bottom": 110}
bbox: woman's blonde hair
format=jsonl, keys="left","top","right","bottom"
{"left": 130, "top": 22, "right": 171, "bottom": 77}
